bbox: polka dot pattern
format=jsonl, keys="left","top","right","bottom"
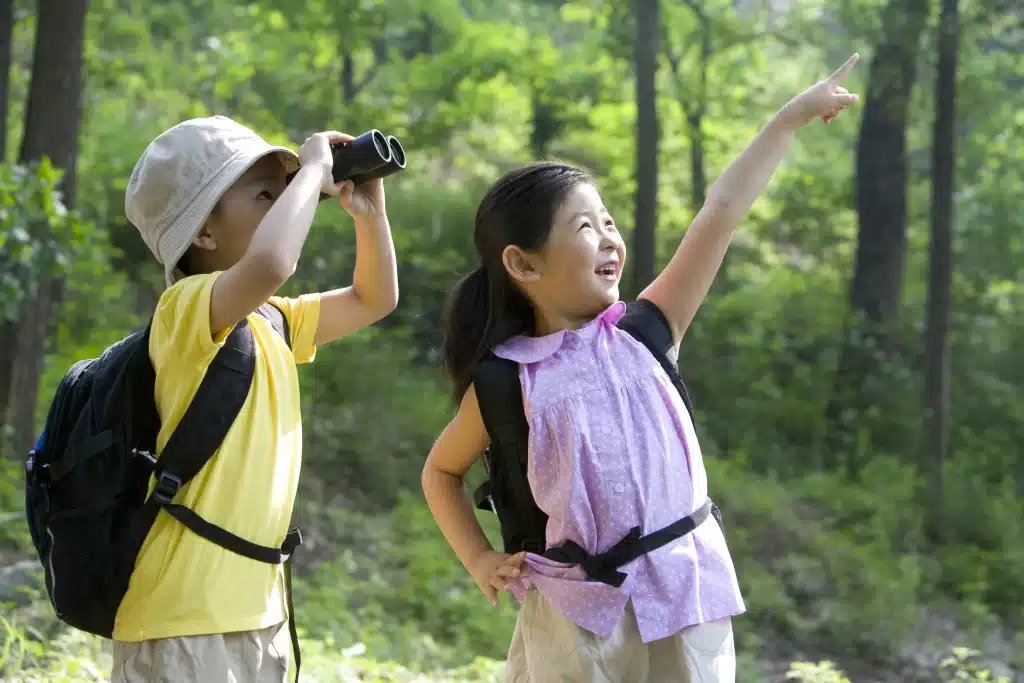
{"left": 495, "top": 302, "right": 746, "bottom": 643}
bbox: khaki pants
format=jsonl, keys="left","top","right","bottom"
{"left": 505, "top": 592, "right": 735, "bottom": 683}
{"left": 111, "top": 622, "right": 290, "bottom": 683}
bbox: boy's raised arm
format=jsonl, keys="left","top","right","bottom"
{"left": 210, "top": 132, "right": 343, "bottom": 335}
{"left": 311, "top": 179, "right": 399, "bottom": 347}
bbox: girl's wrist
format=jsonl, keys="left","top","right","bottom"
{"left": 774, "top": 100, "right": 811, "bottom": 131}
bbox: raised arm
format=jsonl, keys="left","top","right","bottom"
{"left": 209, "top": 131, "right": 340, "bottom": 334}
{"left": 312, "top": 177, "right": 399, "bottom": 346}
{"left": 640, "top": 54, "right": 861, "bottom": 344}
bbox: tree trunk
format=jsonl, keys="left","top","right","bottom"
{"left": 19, "top": 0, "right": 87, "bottom": 205}
{"left": 2, "top": 0, "right": 89, "bottom": 456}
{"left": 0, "top": 0, "right": 13, "bottom": 162}
{"left": 529, "top": 89, "right": 560, "bottom": 159}
{"left": 0, "top": 0, "right": 14, "bottom": 450}
{"left": 630, "top": 0, "right": 659, "bottom": 296}
{"left": 922, "top": 0, "right": 958, "bottom": 528}
{"left": 686, "top": 4, "right": 709, "bottom": 211}
{"left": 824, "top": 0, "right": 930, "bottom": 474}
{"left": 341, "top": 52, "right": 355, "bottom": 103}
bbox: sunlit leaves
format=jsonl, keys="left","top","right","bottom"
{"left": 0, "top": 161, "right": 98, "bottom": 324}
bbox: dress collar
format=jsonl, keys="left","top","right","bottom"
{"left": 493, "top": 301, "right": 626, "bottom": 364}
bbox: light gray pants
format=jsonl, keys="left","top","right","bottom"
{"left": 505, "top": 592, "right": 736, "bottom": 683}
{"left": 111, "top": 622, "right": 289, "bottom": 683}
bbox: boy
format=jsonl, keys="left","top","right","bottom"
{"left": 114, "top": 115, "right": 398, "bottom": 681}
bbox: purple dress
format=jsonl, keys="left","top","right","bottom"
{"left": 495, "top": 301, "right": 745, "bottom": 642}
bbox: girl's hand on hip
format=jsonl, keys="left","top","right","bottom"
{"left": 470, "top": 549, "right": 528, "bottom": 607}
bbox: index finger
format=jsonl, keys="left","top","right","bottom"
{"left": 322, "top": 130, "right": 354, "bottom": 144}
{"left": 493, "top": 564, "right": 522, "bottom": 579}
{"left": 506, "top": 551, "right": 529, "bottom": 565}
{"left": 828, "top": 53, "right": 860, "bottom": 84}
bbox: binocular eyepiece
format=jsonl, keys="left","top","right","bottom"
{"left": 285, "top": 129, "right": 406, "bottom": 201}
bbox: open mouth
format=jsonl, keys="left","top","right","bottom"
{"left": 595, "top": 263, "right": 619, "bottom": 281}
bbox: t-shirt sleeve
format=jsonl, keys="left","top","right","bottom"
{"left": 150, "top": 272, "right": 230, "bottom": 371}
{"left": 267, "top": 292, "right": 321, "bottom": 364}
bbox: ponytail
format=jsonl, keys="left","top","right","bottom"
{"left": 442, "top": 263, "right": 534, "bottom": 404}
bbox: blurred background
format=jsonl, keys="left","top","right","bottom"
{"left": 0, "top": 0, "right": 1021, "bottom": 681}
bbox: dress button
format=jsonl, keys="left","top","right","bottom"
{"left": 614, "top": 483, "right": 625, "bottom": 493}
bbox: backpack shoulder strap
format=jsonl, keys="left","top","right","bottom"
{"left": 156, "top": 318, "right": 256, "bottom": 486}
{"left": 471, "top": 353, "right": 547, "bottom": 553}
{"left": 618, "top": 299, "right": 725, "bottom": 534}
{"left": 618, "top": 298, "right": 695, "bottom": 419}
{"left": 257, "top": 302, "right": 291, "bottom": 349}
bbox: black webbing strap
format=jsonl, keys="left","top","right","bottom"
{"left": 45, "top": 427, "right": 120, "bottom": 481}
{"left": 284, "top": 559, "right": 300, "bottom": 680}
{"left": 157, "top": 319, "right": 256, "bottom": 479}
{"left": 617, "top": 298, "right": 694, "bottom": 419}
{"left": 543, "top": 498, "right": 713, "bottom": 587}
{"left": 257, "top": 302, "right": 291, "bottom": 349}
{"left": 159, "top": 505, "right": 302, "bottom": 563}
{"left": 618, "top": 299, "right": 725, "bottom": 533}
{"left": 472, "top": 354, "right": 548, "bottom": 553}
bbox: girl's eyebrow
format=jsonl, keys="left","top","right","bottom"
{"left": 568, "top": 206, "right": 610, "bottom": 223}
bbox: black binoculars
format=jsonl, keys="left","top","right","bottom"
{"left": 285, "top": 129, "right": 406, "bottom": 200}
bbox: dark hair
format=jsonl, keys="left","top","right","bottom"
{"left": 442, "top": 161, "right": 590, "bottom": 403}
{"left": 177, "top": 246, "right": 198, "bottom": 276}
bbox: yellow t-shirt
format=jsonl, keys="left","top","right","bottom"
{"left": 113, "top": 272, "right": 320, "bottom": 641}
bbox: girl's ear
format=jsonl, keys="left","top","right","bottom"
{"left": 502, "top": 244, "right": 540, "bottom": 285}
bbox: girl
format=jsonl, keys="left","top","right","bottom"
{"left": 421, "top": 55, "right": 861, "bottom": 682}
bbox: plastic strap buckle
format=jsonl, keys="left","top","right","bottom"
{"left": 152, "top": 472, "right": 182, "bottom": 505}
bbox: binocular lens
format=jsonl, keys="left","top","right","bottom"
{"left": 387, "top": 136, "right": 406, "bottom": 169}
{"left": 371, "top": 131, "right": 390, "bottom": 161}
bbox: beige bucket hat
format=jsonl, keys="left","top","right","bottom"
{"left": 125, "top": 115, "right": 300, "bottom": 287}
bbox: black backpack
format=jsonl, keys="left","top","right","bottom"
{"left": 470, "top": 299, "right": 724, "bottom": 586}
{"left": 24, "top": 302, "right": 304, "bottom": 680}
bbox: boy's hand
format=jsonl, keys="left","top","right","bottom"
{"left": 337, "top": 176, "right": 385, "bottom": 218}
{"left": 298, "top": 130, "right": 348, "bottom": 193}
{"left": 469, "top": 549, "right": 528, "bottom": 607}
{"left": 298, "top": 131, "right": 387, "bottom": 215}
{"left": 781, "top": 53, "right": 861, "bottom": 128}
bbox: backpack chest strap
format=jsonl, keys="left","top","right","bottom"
{"left": 542, "top": 497, "right": 713, "bottom": 587}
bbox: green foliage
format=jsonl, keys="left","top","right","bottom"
{"left": 787, "top": 660, "right": 853, "bottom": 683}
{"left": 936, "top": 648, "right": 1012, "bottom": 683}
{"left": 0, "top": 161, "right": 95, "bottom": 324}
{"left": 292, "top": 492, "right": 515, "bottom": 670}
{"left": 0, "top": 458, "right": 31, "bottom": 553}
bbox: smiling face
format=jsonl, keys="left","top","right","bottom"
{"left": 502, "top": 182, "right": 627, "bottom": 333}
